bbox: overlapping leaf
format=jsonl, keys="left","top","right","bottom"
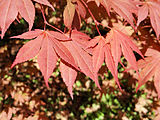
{"left": 87, "top": 28, "right": 144, "bottom": 89}
{"left": 61, "top": 30, "right": 101, "bottom": 92}
{"left": 12, "top": 29, "right": 100, "bottom": 98}
{"left": 63, "top": 0, "right": 76, "bottom": 28}
{"left": 0, "top": 0, "right": 54, "bottom": 38}
{"left": 107, "top": 28, "right": 144, "bottom": 74}
{"left": 11, "top": 29, "right": 78, "bottom": 87}
{"left": 137, "top": 0, "right": 160, "bottom": 39}
{"left": 87, "top": 36, "right": 121, "bottom": 89}
{"left": 60, "top": 61, "right": 77, "bottom": 99}
{"left": 137, "top": 48, "right": 160, "bottom": 98}
{"left": 63, "top": 0, "right": 86, "bottom": 29}
{"left": 87, "top": 0, "right": 137, "bottom": 27}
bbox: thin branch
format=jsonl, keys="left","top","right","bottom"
{"left": 80, "top": 0, "right": 102, "bottom": 36}
{"left": 40, "top": 6, "right": 65, "bottom": 34}
{"left": 40, "top": 6, "right": 46, "bottom": 30}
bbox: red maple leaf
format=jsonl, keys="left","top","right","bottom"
{"left": 11, "top": 29, "right": 78, "bottom": 87}
{"left": 61, "top": 30, "right": 101, "bottom": 93}
{"left": 87, "top": 36, "right": 121, "bottom": 89}
{"left": 137, "top": 0, "right": 160, "bottom": 39}
{"left": 63, "top": 0, "right": 86, "bottom": 29}
{"left": 11, "top": 29, "right": 100, "bottom": 98}
{"left": 87, "top": 28, "right": 144, "bottom": 90}
{"left": 108, "top": 28, "right": 144, "bottom": 73}
{"left": 0, "top": 0, "right": 54, "bottom": 38}
{"left": 137, "top": 48, "right": 160, "bottom": 98}
{"left": 87, "top": 0, "right": 137, "bottom": 28}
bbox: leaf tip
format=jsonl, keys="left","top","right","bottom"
{"left": 1, "top": 32, "right": 4, "bottom": 39}
{"left": 70, "top": 93, "right": 73, "bottom": 100}
{"left": 50, "top": 6, "right": 55, "bottom": 11}
{"left": 10, "top": 36, "right": 17, "bottom": 39}
{"left": 94, "top": 75, "right": 101, "bottom": 90}
{"left": 44, "top": 77, "right": 50, "bottom": 88}
{"left": 68, "top": 87, "right": 74, "bottom": 99}
{"left": 11, "top": 62, "right": 16, "bottom": 69}
{"left": 136, "top": 84, "right": 141, "bottom": 93}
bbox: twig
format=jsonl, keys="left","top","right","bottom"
{"left": 40, "top": 6, "right": 65, "bottom": 34}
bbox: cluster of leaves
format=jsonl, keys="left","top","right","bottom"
{"left": 0, "top": 42, "right": 158, "bottom": 119}
{"left": 1, "top": 0, "right": 160, "bottom": 103}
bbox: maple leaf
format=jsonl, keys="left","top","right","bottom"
{"left": 87, "top": 0, "right": 137, "bottom": 28}
{"left": 54, "top": 30, "right": 100, "bottom": 98}
{"left": 137, "top": 48, "right": 160, "bottom": 98}
{"left": 63, "top": 0, "right": 86, "bottom": 29}
{"left": 75, "top": 0, "right": 86, "bottom": 19}
{"left": 11, "top": 29, "right": 78, "bottom": 87}
{"left": 107, "top": 28, "right": 144, "bottom": 75}
{"left": 87, "top": 28, "right": 144, "bottom": 89}
{"left": 62, "top": 30, "right": 101, "bottom": 90}
{"left": 0, "top": 0, "right": 54, "bottom": 38}
{"left": 87, "top": 36, "right": 121, "bottom": 89}
{"left": 137, "top": 0, "right": 160, "bottom": 39}
{"left": 63, "top": 0, "right": 76, "bottom": 29}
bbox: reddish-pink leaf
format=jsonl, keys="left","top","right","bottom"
{"left": 85, "top": 36, "right": 99, "bottom": 54}
{"left": 11, "top": 34, "right": 43, "bottom": 68}
{"left": 16, "top": 0, "right": 35, "bottom": 31}
{"left": 63, "top": 1, "right": 76, "bottom": 29}
{"left": 107, "top": 28, "right": 143, "bottom": 73}
{"left": 92, "top": 36, "right": 105, "bottom": 73}
{"left": 63, "top": 0, "right": 86, "bottom": 29}
{"left": 76, "top": 0, "right": 86, "bottom": 18}
{"left": 137, "top": 3, "right": 148, "bottom": 27}
{"left": 71, "top": 30, "right": 90, "bottom": 49}
{"left": 0, "top": 0, "right": 54, "bottom": 38}
{"left": 137, "top": 48, "right": 160, "bottom": 98}
{"left": 71, "top": 30, "right": 90, "bottom": 40}
{"left": 137, "top": 58, "right": 158, "bottom": 90}
{"left": 0, "top": 0, "right": 18, "bottom": 38}
{"left": 120, "top": 36, "right": 138, "bottom": 71}
{"left": 62, "top": 40, "right": 101, "bottom": 89}
{"left": 12, "top": 29, "right": 78, "bottom": 87}
{"left": 60, "top": 61, "right": 77, "bottom": 99}
{"left": 154, "top": 64, "right": 160, "bottom": 98}
{"left": 37, "top": 34, "right": 58, "bottom": 87}
{"left": 87, "top": 35, "right": 121, "bottom": 89}
{"left": 88, "top": 0, "right": 137, "bottom": 27}
{"left": 109, "top": 30, "right": 121, "bottom": 71}
{"left": 137, "top": 1, "right": 160, "bottom": 39}
{"left": 50, "top": 37, "right": 78, "bottom": 70}
{"left": 72, "top": 10, "right": 81, "bottom": 30}
{"left": 145, "top": 48, "right": 160, "bottom": 58}
{"left": 138, "top": 57, "right": 152, "bottom": 69}
{"left": 104, "top": 44, "right": 121, "bottom": 90}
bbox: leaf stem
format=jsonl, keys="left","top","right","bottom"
{"left": 40, "top": 6, "right": 46, "bottom": 30}
{"left": 45, "top": 22, "right": 64, "bottom": 34}
{"left": 40, "top": 6, "right": 65, "bottom": 34}
{"left": 80, "top": 0, "right": 102, "bottom": 36}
